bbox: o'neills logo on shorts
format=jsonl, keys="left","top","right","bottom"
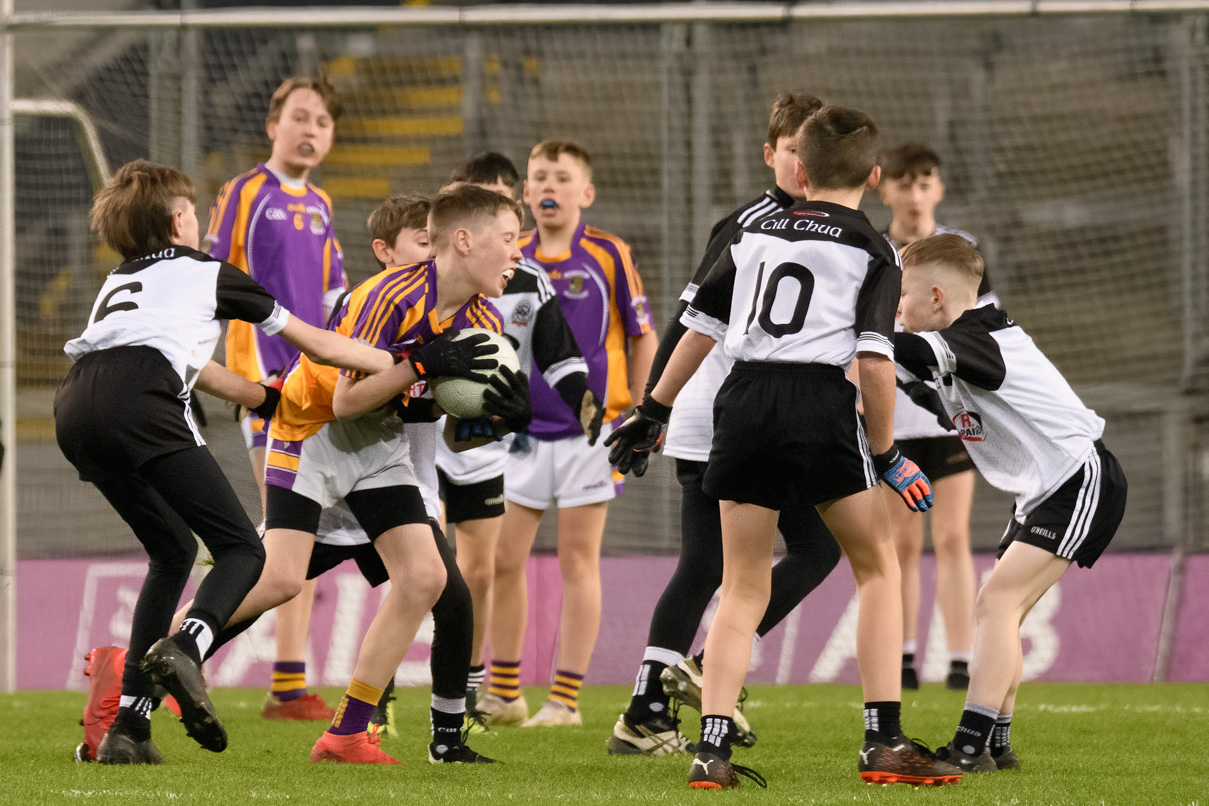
{"left": 953, "top": 411, "right": 984, "bottom": 442}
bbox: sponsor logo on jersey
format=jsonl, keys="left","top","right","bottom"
{"left": 1030, "top": 526, "right": 1058, "bottom": 541}
{"left": 793, "top": 210, "right": 830, "bottom": 217}
{"left": 265, "top": 207, "right": 288, "bottom": 221}
{"left": 760, "top": 217, "right": 842, "bottom": 238}
{"left": 953, "top": 411, "right": 984, "bottom": 441}
{"left": 512, "top": 300, "right": 534, "bottom": 327}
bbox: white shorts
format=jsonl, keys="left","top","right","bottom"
{"left": 504, "top": 426, "right": 615, "bottom": 510}
{"left": 435, "top": 428, "right": 509, "bottom": 485}
{"left": 265, "top": 414, "right": 417, "bottom": 510}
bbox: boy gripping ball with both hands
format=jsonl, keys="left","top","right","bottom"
{"left": 893, "top": 234, "right": 1127, "bottom": 772}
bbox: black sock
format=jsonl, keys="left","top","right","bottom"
{"left": 113, "top": 697, "right": 153, "bottom": 742}
{"left": 863, "top": 701, "right": 902, "bottom": 743}
{"left": 990, "top": 712, "right": 1012, "bottom": 755}
{"left": 698, "top": 715, "right": 734, "bottom": 761}
{"left": 430, "top": 707, "right": 463, "bottom": 750}
{"left": 949, "top": 659, "right": 969, "bottom": 675}
{"left": 902, "top": 652, "right": 915, "bottom": 670}
{"left": 953, "top": 704, "right": 998, "bottom": 755}
{"left": 625, "top": 660, "right": 671, "bottom": 723}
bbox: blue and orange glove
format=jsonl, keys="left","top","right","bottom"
{"left": 873, "top": 445, "right": 934, "bottom": 512}
{"left": 604, "top": 396, "right": 670, "bottom": 477}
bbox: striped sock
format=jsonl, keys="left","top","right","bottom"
{"left": 270, "top": 661, "right": 307, "bottom": 703}
{"left": 488, "top": 660, "right": 521, "bottom": 702}
{"left": 327, "top": 678, "right": 384, "bottom": 736}
{"left": 467, "top": 664, "right": 486, "bottom": 693}
{"left": 990, "top": 712, "right": 1013, "bottom": 755}
{"left": 698, "top": 714, "right": 735, "bottom": 761}
{"left": 549, "top": 669, "right": 584, "bottom": 711}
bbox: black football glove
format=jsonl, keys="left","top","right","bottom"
{"left": 604, "top": 397, "right": 671, "bottom": 476}
{"left": 482, "top": 365, "right": 532, "bottom": 434}
{"left": 390, "top": 395, "right": 441, "bottom": 423}
{"left": 901, "top": 380, "right": 954, "bottom": 432}
{"left": 454, "top": 417, "right": 502, "bottom": 442}
{"left": 404, "top": 330, "right": 498, "bottom": 381}
{"left": 554, "top": 372, "right": 604, "bottom": 446}
{"left": 235, "top": 374, "right": 282, "bottom": 423}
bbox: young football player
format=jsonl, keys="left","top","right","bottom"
{"left": 197, "top": 185, "right": 528, "bottom": 764}
{"left": 608, "top": 107, "right": 962, "bottom": 789}
{"left": 57, "top": 159, "right": 393, "bottom": 763}
{"left": 205, "top": 76, "right": 346, "bottom": 720}
{"left": 434, "top": 152, "right": 596, "bottom": 716}
{"left": 482, "top": 141, "right": 656, "bottom": 727}
{"left": 893, "top": 234, "right": 1127, "bottom": 771}
{"left": 878, "top": 143, "right": 996, "bottom": 690}
{"left": 608, "top": 92, "right": 842, "bottom": 756}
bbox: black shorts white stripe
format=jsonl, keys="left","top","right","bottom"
{"left": 55, "top": 346, "right": 203, "bottom": 480}
{"left": 437, "top": 469, "right": 506, "bottom": 523}
{"left": 703, "top": 362, "right": 875, "bottom": 509}
{"left": 997, "top": 440, "right": 1127, "bottom": 568}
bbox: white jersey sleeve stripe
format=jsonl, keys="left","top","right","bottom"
{"left": 679, "top": 282, "right": 699, "bottom": 305}
{"left": 682, "top": 305, "right": 727, "bottom": 343}
{"left": 541, "top": 356, "right": 588, "bottom": 388}
{"left": 856, "top": 332, "right": 894, "bottom": 358}
{"left": 257, "top": 304, "right": 290, "bottom": 336}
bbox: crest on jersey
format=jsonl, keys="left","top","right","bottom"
{"left": 633, "top": 298, "right": 648, "bottom": 321}
{"left": 310, "top": 211, "right": 324, "bottom": 234}
{"left": 512, "top": 300, "right": 534, "bottom": 327}
{"left": 953, "top": 411, "right": 985, "bottom": 442}
{"left": 564, "top": 271, "right": 589, "bottom": 299}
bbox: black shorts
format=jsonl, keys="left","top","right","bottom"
{"left": 997, "top": 441, "right": 1127, "bottom": 569}
{"left": 305, "top": 518, "right": 446, "bottom": 587}
{"left": 55, "top": 347, "right": 202, "bottom": 480}
{"left": 438, "top": 469, "right": 506, "bottom": 523}
{"left": 265, "top": 484, "right": 428, "bottom": 541}
{"left": 898, "top": 436, "right": 975, "bottom": 483}
{"left": 703, "top": 362, "right": 876, "bottom": 510}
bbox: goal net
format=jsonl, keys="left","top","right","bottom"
{"left": 9, "top": 8, "right": 1209, "bottom": 561}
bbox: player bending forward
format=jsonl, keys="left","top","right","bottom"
{"left": 892, "top": 234, "right": 1127, "bottom": 771}
{"left": 58, "top": 160, "right": 394, "bottom": 764}
{"left": 608, "top": 107, "right": 963, "bottom": 789}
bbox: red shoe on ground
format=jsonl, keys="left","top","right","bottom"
{"left": 310, "top": 731, "right": 401, "bottom": 764}
{"left": 262, "top": 692, "right": 336, "bottom": 721}
{"left": 76, "top": 647, "right": 126, "bottom": 762}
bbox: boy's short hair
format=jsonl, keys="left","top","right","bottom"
{"left": 900, "top": 233, "right": 984, "bottom": 290}
{"left": 266, "top": 76, "right": 342, "bottom": 123}
{"left": 90, "top": 159, "right": 196, "bottom": 261}
{"left": 367, "top": 194, "right": 431, "bottom": 246}
{"left": 528, "top": 140, "right": 592, "bottom": 180}
{"left": 450, "top": 152, "right": 520, "bottom": 189}
{"left": 798, "top": 105, "right": 880, "bottom": 191}
{"left": 881, "top": 143, "right": 942, "bottom": 181}
{"left": 429, "top": 184, "right": 525, "bottom": 249}
{"left": 767, "top": 91, "right": 824, "bottom": 145}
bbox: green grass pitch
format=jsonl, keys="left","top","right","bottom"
{"left": 2, "top": 683, "right": 1205, "bottom": 804}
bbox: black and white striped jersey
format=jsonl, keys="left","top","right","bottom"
{"left": 683, "top": 201, "right": 900, "bottom": 367}
{"left": 894, "top": 305, "right": 1105, "bottom": 516}
{"left": 496, "top": 256, "right": 587, "bottom": 388}
{"left": 65, "top": 246, "right": 289, "bottom": 390}
{"left": 666, "top": 187, "right": 795, "bottom": 461}
{"left": 883, "top": 223, "right": 997, "bottom": 439}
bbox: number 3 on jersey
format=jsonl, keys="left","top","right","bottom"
{"left": 743, "top": 261, "right": 815, "bottom": 337}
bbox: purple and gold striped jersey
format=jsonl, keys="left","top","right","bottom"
{"left": 205, "top": 164, "right": 347, "bottom": 384}
{"left": 269, "top": 260, "right": 502, "bottom": 443}
{"left": 520, "top": 222, "right": 652, "bottom": 440}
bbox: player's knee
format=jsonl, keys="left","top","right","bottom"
{"left": 931, "top": 527, "right": 971, "bottom": 556}
{"left": 148, "top": 539, "right": 198, "bottom": 576}
{"left": 459, "top": 560, "right": 494, "bottom": 594}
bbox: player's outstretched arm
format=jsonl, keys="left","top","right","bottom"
{"left": 607, "top": 328, "right": 716, "bottom": 476}
{"left": 860, "top": 352, "right": 934, "bottom": 512}
{"left": 196, "top": 360, "right": 280, "bottom": 421}
{"left": 277, "top": 317, "right": 395, "bottom": 376}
